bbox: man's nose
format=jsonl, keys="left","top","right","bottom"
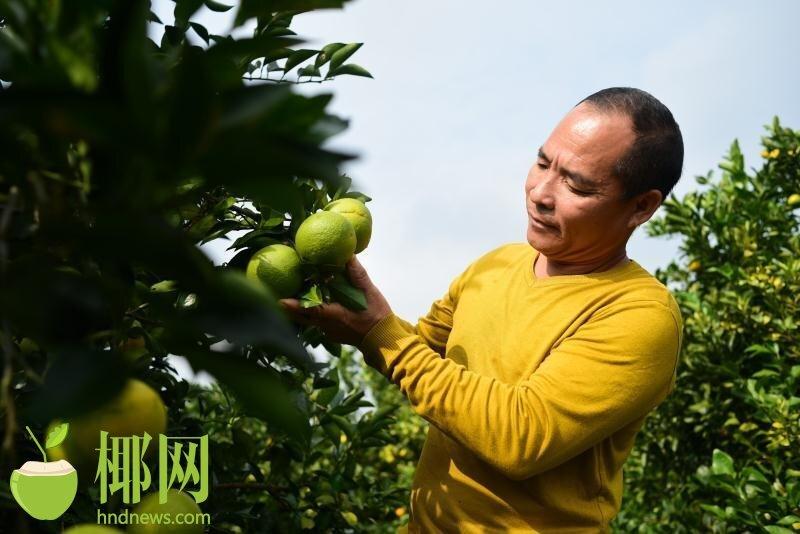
{"left": 528, "top": 171, "right": 557, "bottom": 206}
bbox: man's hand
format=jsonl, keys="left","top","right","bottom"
{"left": 279, "top": 256, "right": 393, "bottom": 347}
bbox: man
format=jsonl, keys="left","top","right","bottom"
{"left": 280, "top": 87, "right": 685, "bottom": 532}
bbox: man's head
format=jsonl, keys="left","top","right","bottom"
{"left": 524, "top": 87, "right": 683, "bottom": 267}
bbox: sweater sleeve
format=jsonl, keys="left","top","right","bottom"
{"left": 357, "top": 300, "right": 682, "bottom": 481}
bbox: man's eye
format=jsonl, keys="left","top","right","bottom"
{"left": 569, "top": 186, "right": 590, "bottom": 196}
{"left": 561, "top": 177, "right": 589, "bottom": 195}
{"left": 537, "top": 163, "right": 548, "bottom": 169}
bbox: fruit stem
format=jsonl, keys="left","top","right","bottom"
{"left": 25, "top": 426, "right": 47, "bottom": 462}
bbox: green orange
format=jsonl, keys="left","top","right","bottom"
{"left": 323, "top": 198, "right": 372, "bottom": 253}
{"left": 245, "top": 244, "right": 304, "bottom": 298}
{"left": 295, "top": 211, "right": 357, "bottom": 268}
{"left": 48, "top": 379, "right": 167, "bottom": 469}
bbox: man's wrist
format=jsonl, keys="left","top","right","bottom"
{"left": 357, "top": 312, "right": 396, "bottom": 351}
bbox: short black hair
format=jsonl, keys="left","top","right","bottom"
{"left": 577, "top": 87, "right": 683, "bottom": 204}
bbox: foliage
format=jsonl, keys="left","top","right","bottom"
{"left": 175, "top": 347, "right": 426, "bottom": 532}
{"left": 613, "top": 119, "right": 800, "bottom": 532}
{"left": 0, "top": 0, "right": 420, "bottom": 532}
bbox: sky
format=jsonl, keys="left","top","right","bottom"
{"left": 149, "top": 0, "right": 800, "bottom": 379}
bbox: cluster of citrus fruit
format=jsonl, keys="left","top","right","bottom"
{"left": 245, "top": 198, "right": 372, "bottom": 299}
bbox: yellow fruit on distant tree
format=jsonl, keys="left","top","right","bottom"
{"left": 295, "top": 211, "right": 356, "bottom": 268}
{"left": 129, "top": 490, "right": 204, "bottom": 534}
{"left": 245, "top": 244, "right": 304, "bottom": 298}
{"left": 788, "top": 193, "right": 800, "bottom": 207}
{"left": 323, "top": 198, "right": 373, "bottom": 253}
{"left": 340, "top": 511, "right": 358, "bottom": 527}
{"left": 688, "top": 260, "right": 702, "bottom": 272}
{"left": 49, "top": 379, "right": 167, "bottom": 468}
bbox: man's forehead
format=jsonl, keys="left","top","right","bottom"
{"left": 557, "top": 105, "right": 633, "bottom": 147}
{"left": 540, "top": 107, "right": 633, "bottom": 180}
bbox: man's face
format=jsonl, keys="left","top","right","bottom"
{"left": 524, "top": 102, "right": 638, "bottom": 264}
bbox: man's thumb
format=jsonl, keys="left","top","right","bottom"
{"left": 346, "top": 256, "right": 371, "bottom": 288}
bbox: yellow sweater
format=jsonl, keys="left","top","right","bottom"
{"left": 358, "top": 243, "right": 683, "bottom": 533}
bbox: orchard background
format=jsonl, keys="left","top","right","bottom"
{"left": 0, "top": 1, "right": 798, "bottom": 533}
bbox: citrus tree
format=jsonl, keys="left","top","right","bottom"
{"left": 176, "top": 346, "right": 427, "bottom": 532}
{"left": 613, "top": 119, "right": 800, "bottom": 532}
{"left": 0, "top": 0, "right": 427, "bottom": 532}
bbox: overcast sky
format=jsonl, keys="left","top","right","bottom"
{"left": 152, "top": 0, "right": 800, "bottom": 328}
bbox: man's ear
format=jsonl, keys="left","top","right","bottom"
{"left": 628, "top": 189, "right": 663, "bottom": 229}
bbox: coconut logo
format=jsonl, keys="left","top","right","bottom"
{"left": 10, "top": 423, "right": 77, "bottom": 520}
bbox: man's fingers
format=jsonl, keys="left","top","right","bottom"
{"left": 279, "top": 298, "right": 300, "bottom": 310}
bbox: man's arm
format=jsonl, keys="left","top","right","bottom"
{"left": 357, "top": 300, "right": 682, "bottom": 481}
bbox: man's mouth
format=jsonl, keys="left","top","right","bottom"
{"left": 528, "top": 212, "right": 556, "bottom": 229}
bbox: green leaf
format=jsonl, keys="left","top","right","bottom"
{"left": 327, "top": 272, "right": 367, "bottom": 311}
{"left": 315, "top": 369, "right": 339, "bottom": 406}
{"left": 24, "top": 348, "right": 128, "bottom": 423}
{"left": 266, "top": 27, "right": 298, "bottom": 38}
{"left": 204, "top": 0, "right": 234, "bottom": 11}
{"left": 329, "top": 390, "right": 367, "bottom": 415}
{"left": 699, "top": 504, "right": 727, "bottom": 519}
{"left": 321, "top": 422, "right": 340, "bottom": 443}
{"left": 236, "top": 0, "right": 349, "bottom": 26}
{"left": 200, "top": 219, "right": 244, "bottom": 244}
{"left": 331, "top": 175, "right": 353, "bottom": 201}
{"left": 315, "top": 42, "right": 346, "bottom": 68}
{"left": 340, "top": 191, "right": 372, "bottom": 203}
{"left": 189, "top": 22, "right": 210, "bottom": 43}
{"left": 297, "top": 64, "right": 321, "bottom": 78}
{"left": 711, "top": 449, "right": 735, "bottom": 476}
{"left": 789, "top": 365, "right": 800, "bottom": 379}
{"left": 151, "top": 280, "right": 178, "bottom": 293}
{"left": 301, "top": 325, "right": 325, "bottom": 347}
{"left": 777, "top": 515, "right": 800, "bottom": 526}
{"left": 329, "top": 414, "right": 355, "bottom": 439}
{"left": 328, "top": 63, "right": 372, "bottom": 78}
{"left": 300, "top": 285, "right": 324, "bottom": 308}
{"left": 226, "top": 229, "right": 283, "bottom": 251}
{"left": 328, "top": 43, "right": 362, "bottom": 72}
{"left": 44, "top": 423, "right": 70, "bottom": 449}
{"left": 186, "top": 348, "right": 311, "bottom": 446}
{"left": 284, "top": 49, "right": 319, "bottom": 73}
{"left": 181, "top": 270, "right": 312, "bottom": 369}
{"left": 175, "top": 0, "right": 204, "bottom": 27}
{"left": 764, "top": 527, "right": 794, "bottom": 534}
{"left": 741, "top": 467, "right": 770, "bottom": 487}
{"left": 322, "top": 339, "right": 342, "bottom": 358}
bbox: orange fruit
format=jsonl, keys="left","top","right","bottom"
{"left": 324, "top": 198, "right": 372, "bottom": 253}
{"left": 294, "top": 211, "right": 356, "bottom": 268}
{"left": 246, "top": 244, "right": 304, "bottom": 298}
